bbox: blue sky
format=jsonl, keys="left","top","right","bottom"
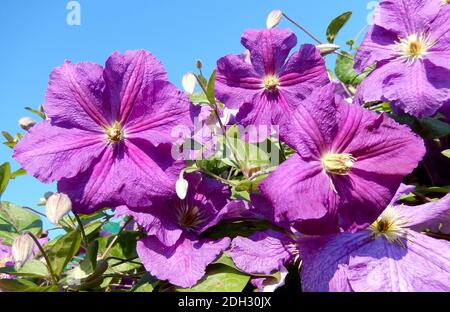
{"left": 0, "top": 0, "right": 373, "bottom": 229}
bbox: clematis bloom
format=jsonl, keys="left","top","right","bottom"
{"left": 258, "top": 83, "right": 425, "bottom": 234}
{"left": 299, "top": 186, "right": 450, "bottom": 292}
{"left": 14, "top": 50, "right": 196, "bottom": 213}
{"left": 215, "top": 28, "right": 329, "bottom": 126}
{"left": 116, "top": 173, "right": 249, "bottom": 288}
{"left": 354, "top": 0, "right": 450, "bottom": 117}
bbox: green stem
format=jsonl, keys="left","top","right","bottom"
{"left": 74, "top": 213, "right": 88, "bottom": 246}
{"left": 27, "top": 232, "right": 58, "bottom": 285}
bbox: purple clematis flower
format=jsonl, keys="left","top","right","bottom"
{"left": 14, "top": 50, "right": 196, "bottom": 213}
{"left": 0, "top": 240, "right": 13, "bottom": 268}
{"left": 299, "top": 185, "right": 450, "bottom": 292}
{"left": 258, "top": 83, "right": 425, "bottom": 235}
{"left": 116, "top": 173, "right": 249, "bottom": 288}
{"left": 215, "top": 28, "right": 329, "bottom": 126}
{"left": 354, "top": 0, "right": 450, "bottom": 118}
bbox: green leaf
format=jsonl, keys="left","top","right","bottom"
{"left": 131, "top": 274, "right": 157, "bottom": 292}
{"left": 0, "top": 201, "right": 43, "bottom": 244}
{"left": 2, "top": 131, "right": 14, "bottom": 143}
{"left": 0, "top": 259, "right": 49, "bottom": 278}
{"left": 335, "top": 51, "right": 372, "bottom": 86}
{"left": 46, "top": 230, "right": 82, "bottom": 277}
{"left": 23, "top": 285, "right": 60, "bottom": 292}
{"left": 391, "top": 115, "right": 450, "bottom": 139}
{"left": 206, "top": 70, "right": 217, "bottom": 104}
{"left": 189, "top": 92, "right": 209, "bottom": 105}
{"left": 0, "top": 279, "right": 37, "bottom": 292}
{"left": 25, "top": 106, "right": 46, "bottom": 120}
{"left": 326, "top": 11, "right": 352, "bottom": 43}
{"left": 0, "top": 162, "right": 11, "bottom": 197}
{"left": 178, "top": 265, "right": 250, "bottom": 292}
{"left": 442, "top": 149, "right": 450, "bottom": 158}
{"left": 9, "top": 168, "right": 26, "bottom": 179}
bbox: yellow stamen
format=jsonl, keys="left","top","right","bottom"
{"left": 321, "top": 153, "right": 356, "bottom": 175}
{"left": 394, "top": 33, "right": 434, "bottom": 63}
{"left": 263, "top": 75, "right": 280, "bottom": 92}
{"left": 369, "top": 206, "right": 410, "bottom": 246}
{"left": 105, "top": 121, "right": 124, "bottom": 143}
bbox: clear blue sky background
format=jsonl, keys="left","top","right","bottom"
{"left": 0, "top": 0, "right": 373, "bottom": 232}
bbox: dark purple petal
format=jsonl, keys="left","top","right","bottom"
{"left": 45, "top": 61, "right": 110, "bottom": 131}
{"left": 354, "top": 25, "right": 398, "bottom": 73}
{"left": 59, "top": 142, "right": 182, "bottom": 213}
{"left": 373, "top": 0, "right": 441, "bottom": 36}
{"left": 396, "top": 194, "right": 450, "bottom": 234}
{"left": 124, "top": 80, "right": 197, "bottom": 146}
{"left": 137, "top": 234, "right": 230, "bottom": 288}
{"left": 347, "top": 233, "right": 450, "bottom": 292}
{"left": 279, "top": 44, "right": 329, "bottom": 91}
{"left": 216, "top": 54, "right": 263, "bottom": 109}
{"left": 13, "top": 121, "right": 105, "bottom": 183}
{"left": 241, "top": 29, "right": 297, "bottom": 75}
{"left": 228, "top": 230, "right": 295, "bottom": 275}
{"left": 103, "top": 50, "right": 167, "bottom": 125}
{"left": 115, "top": 206, "right": 183, "bottom": 246}
{"left": 280, "top": 83, "right": 339, "bottom": 159}
{"left": 259, "top": 154, "right": 336, "bottom": 228}
{"left": 382, "top": 59, "right": 450, "bottom": 118}
{"left": 299, "top": 232, "right": 370, "bottom": 292}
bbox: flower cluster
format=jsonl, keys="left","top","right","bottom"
{"left": 1, "top": 0, "right": 449, "bottom": 293}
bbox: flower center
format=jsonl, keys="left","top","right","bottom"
{"left": 105, "top": 121, "right": 124, "bottom": 143}
{"left": 442, "top": 0, "right": 450, "bottom": 5}
{"left": 369, "top": 206, "right": 410, "bottom": 245}
{"left": 263, "top": 75, "right": 280, "bottom": 92}
{"left": 321, "top": 153, "right": 356, "bottom": 175}
{"left": 176, "top": 203, "right": 205, "bottom": 232}
{"left": 395, "top": 33, "right": 433, "bottom": 63}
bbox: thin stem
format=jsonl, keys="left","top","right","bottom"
{"left": 100, "top": 217, "right": 133, "bottom": 260}
{"left": 74, "top": 213, "right": 88, "bottom": 246}
{"left": 27, "top": 232, "right": 58, "bottom": 284}
{"left": 200, "top": 167, "right": 236, "bottom": 186}
{"left": 23, "top": 206, "right": 47, "bottom": 218}
{"left": 194, "top": 74, "right": 243, "bottom": 169}
{"left": 282, "top": 13, "right": 354, "bottom": 61}
{"left": 282, "top": 13, "right": 322, "bottom": 44}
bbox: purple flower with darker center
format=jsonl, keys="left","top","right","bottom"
{"left": 354, "top": 0, "right": 450, "bottom": 118}
{"left": 299, "top": 185, "right": 450, "bottom": 292}
{"left": 215, "top": 28, "right": 329, "bottom": 126}
{"left": 116, "top": 173, "right": 249, "bottom": 288}
{"left": 14, "top": 50, "right": 196, "bottom": 213}
{"left": 258, "top": 83, "right": 425, "bottom": 234}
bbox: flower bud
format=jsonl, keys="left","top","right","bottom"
{"left": 196, "top": 59, "right": 203, "bottom": 70}
{"left": 46, "top": 193, "right": 72, "bottom": 225}
{"left": 12, "top": 234, "right": 34, "bottom": 269}
{"left": 316, "top": 43, "right": 340, "bottom": 56}
{"left": 18, "top": 117, "right": 36, "bottom": 131}
{"left": 176, "top": 174, "right": 189, "bottom": 200}
{"left": 266, "top": 10, "right": 283, "bottom": 29}
{"left": 182, "top": 72, "right": 197, "bottom": 95}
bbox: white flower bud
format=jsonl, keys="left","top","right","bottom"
{"left": 316, "top": 43, "right": 340, "bottom": 56}
{"left": 176, "top": 174, "right": 189, "bottom": 200}
{"left": 182, "top": 72, "right": 197, "bottom": 95}
{"left": 46, "top": 193, "right": 72, "bottom": 225}
{"left": 18, "top": 117, "right": 36, "bottom": 131}
{"left": 266, "top": 10, "right": 283, "bottom": 29}
{"left": 12, "top": 234, "right": 34, "bottom": 269}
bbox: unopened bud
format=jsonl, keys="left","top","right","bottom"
{"left": 46, "top": 193, "right": 72, "bottom": 225}
{"left": 266, "top": 10, "right": 283, "bottom": 29}
{"left": 18, "top": 117, "right": 36, "bottom": 131}
{"left": 12, "top": 234, "right": 34, "bottom": 269}
{"left": 316, "top": 43, "right": 340, "bottom": 56}
{"left": 176, "top": 174, "right": 189, "bottom": 200}
{"left": 196, "top": 60, "right": 203, "bottom": 70}
{"left": 182, "top": 72, "right": 197, "bottom": 95}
